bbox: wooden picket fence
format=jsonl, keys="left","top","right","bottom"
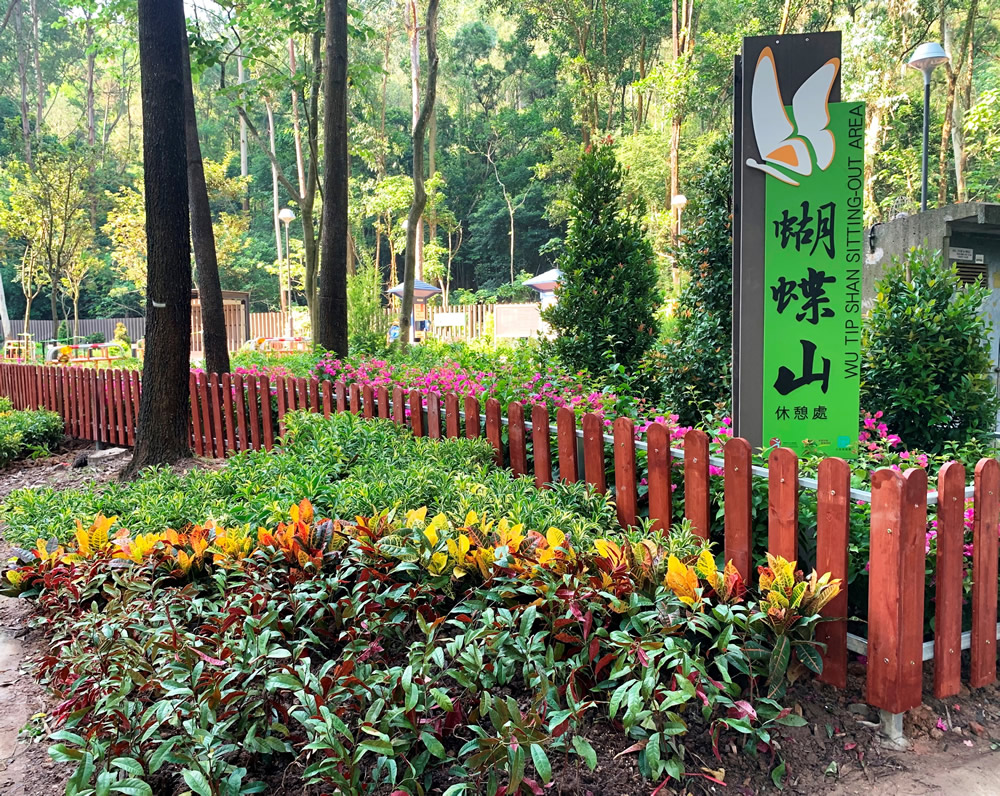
{"left": 2, "top": 360, "right": 1000, "bottom": 718}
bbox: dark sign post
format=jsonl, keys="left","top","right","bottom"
{"left": 734, "top": 32, "right": 864, "bottom": 457}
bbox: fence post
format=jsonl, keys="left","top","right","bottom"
{"left": 222, "top": 374, "right": 236, "bottom": 454}
{"left": 508, "top": 402, "right": 528, "bottom": 477}
{"left": 409, "top": 390, "right": 424, "bottom": 437}
{"left": 378, "top": 386, "right": 391, "bottom": 420}
{"left": 465, "top": 396, "right": 481, "bottom": 440}
{"left": 934, "top": 462, "right": 965, "bottom": 698}
{"left": 393, "top": 386, "right": 405, "bottom": 425}
{"left": 209, "top": 373, "right": 225, "bottom": 458}
{"left": 768, "top": 447, "right": 799, "bottom": 562}
{"left": 582, "top": 413, "right": 606, "bottom": 494}
{"left": 867, "top": 468, "right": 924, "bottom": 717}
{"left": 485, "top": 398, "right": 503, "bottom": 466}
{"left": 683, "top": 429, "right": 710, "bottom": 539}
{"left": 189, "top": 372, "right": 203, "bottom": 456}
{"left": 363, "top": 384, "right": 375, "bottom": 419}
{"left": 350, "top": 383, "right": 361, "bottom": 415}
{"left": 322, "top": 381, "right": 333, "bottom": 418}
{"left": 971, "top": 458, "right": 1000, "bottom": 689}
{"left": 336, "top": 380, "right": 347, "bottom": 413}
{"left": 531, "top": 404, "right": 552, "bottom": 488}
{"left": 816, "top": 457, "right": 850, "bottom": 690}
{"left": 646, "top": 422, "right": 672, "bottom": 532}
{"left": 427, "top": 393, "right": 442, "bottom": 439}
{"left": 556, "top": 407, "right": 578, "bottom": 484}
{"left": 613, "top": 417, "right": 637, "bottom": 529}
{"left": 234, "top": 374, "right": 248, "bottom": 452}
{"left": 247, "top": 376, "right": 262, "bottom": 450}
{"left": 723, "top": 437, "right": 753, "bottom": 582}
{"left": 259, "top": 375, "right": 275, "bottom": 451}
{"left": 446, "top": 394, "right": 460, "bottom": 438}
{"left": 123, "top": 370, "right": 136, "bottom": 447}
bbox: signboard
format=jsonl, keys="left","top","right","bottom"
{"left": 949, "top": 246, "right": 974, "bottom": 262}
{"left": 735, "top": 33, "right": 863, "bottom": 457}
{"left": 495, "top": 304, "right": 542, "bottom": 339}
{"left": 413, "top": 303, "right": 427, "bottom": 342}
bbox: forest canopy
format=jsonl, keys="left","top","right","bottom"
{"left": 0, "top": 0, "right": 998, "bottom": 324}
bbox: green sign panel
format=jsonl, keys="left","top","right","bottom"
{"left": 760, "top": 101, "right": 865, "bottom": 456}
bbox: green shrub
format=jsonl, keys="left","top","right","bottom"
{"left": 347, "top": 259, "right": 389, "bottom": 354}
{"left": 655, "top": 137, "right": 732, "bottom": 426}
{"left": 861, "top": 247, "right": 999, "bottom": 453}
{"left": 84, "top": 332, "right": 105, "bottom": 344}
{"left": 56, "top": 320, "right": 70, "bottom": 344}
{"left": 0, "top": 407, "right": 62, "bottom": 467}
{"left": 113, "top": 322, "right": 131, "bottom": 346}
{"left": 542, "top": 139, "right": 661, "bottom": 376}
{"left": 2, "top": 411, "right": 616, "bottom": 546}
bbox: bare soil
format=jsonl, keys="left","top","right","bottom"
{"left": 0, "top": 450, "right": 999, "bottom": 795}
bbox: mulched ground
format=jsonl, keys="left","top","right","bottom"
{"left": 0, "top": 445, "right": 998, "bottom": 795}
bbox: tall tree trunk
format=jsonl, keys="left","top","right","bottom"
{"left": 14, "top": 1, "right": 32, "bottom": 165}
{"left": 398, "top": 0, "right": 439, "bottom": 351}
{"left": 30, "top": 0, "right": 42, "bottom": 132}
{"left": 181, "top": 20, "right": 230, "bottom": 376}
{"left": 86, "top": 19, "right": 97, "bottom": 226}
{"left": 126, "top": 0, "right": 192, "bottom": 476}
{"left": 266, "top": 101, "right": 286, "bottom": 316}
{"left": 407, "top": 0, "right": 425, "bottom": 281}
{"left": 49, "top": 279, "right": 58, "bottom": 326}
{"left": 289, "top": 38, "right": 307, "bottom": 193}
{"left": 238, "top": 55, "right": 249, "bottom": 211}
{"left": 317, "top": 0, "right": 349, "bottom": 355}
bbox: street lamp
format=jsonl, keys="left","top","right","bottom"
{"left": 278, "top": 207, "right": 296, "bottom": 336}
{"left": 907, "top": 42, "right": 949, "bottom": 212}
{"left": 672, "top": 194, "right": 688, "bottom": 234}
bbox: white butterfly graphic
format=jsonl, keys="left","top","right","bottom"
{"left": 746, "top": 46, "right": 840, "bottom": 187}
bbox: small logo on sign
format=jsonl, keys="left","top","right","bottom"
{"left": 837, "top": 435, "right": 851, "bottom": 449}
{"left": 746, "top": 47, "right": 840, "bottom": 187}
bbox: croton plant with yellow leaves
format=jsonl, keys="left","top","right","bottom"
{"left": 5, "top": 499, "right": 840, "bottom": 699}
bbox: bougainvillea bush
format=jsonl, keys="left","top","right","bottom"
{"left": 6, "top": 496, "right": 838, "bottom": 795}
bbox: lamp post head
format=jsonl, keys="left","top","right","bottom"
{"left": 908, "top": 42, "right": 949, "bottom": 80}
{"left": 671, "top": 194, "right": 688, "bottom": 210}
{"left": 278, "top": 208, "right": 296, "bottom": 224}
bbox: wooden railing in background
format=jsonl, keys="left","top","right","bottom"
{"left": 3, "top": 361, "right": 1000, "bottom": 718}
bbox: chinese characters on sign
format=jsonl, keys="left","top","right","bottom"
{"left": 761, "top": 102, "right": 865, "bottom": 456}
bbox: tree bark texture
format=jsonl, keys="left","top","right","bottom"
{"left": 317, "top": 0, "right": 350, "bottom": 355}
{"left": 126, "top": 0, "right": 192, "bottom": 476}
{"left": 398, "top": 0, "right": 439, "bottom": 351}
{"left": 14, "top": 1, "right": 32, "bottom": 165}
{"left": 181, "top": 24, "right": 230, "bottom": 376}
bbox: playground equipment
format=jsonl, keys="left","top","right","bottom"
{"left": 3, "top": 333, "right": 38, "bottom": 363}
{"left": 246, "top": 336, "right": 310, "bottom": 354}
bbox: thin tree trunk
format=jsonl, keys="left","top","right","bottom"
{"left": 30, "top": 0, "right": 41, "bottom": 132}
{"left": 266, "top": 101, "right": 286, "bottom": 315}
{"left": 317, "top": 0, "right": 349, "bottom": 355}
{"left": 238, "top": 55, "right": 249, "bottom": 211}
{"left": 14, "top": 1, "right": 32, "bottom": 165}
{"left": 181, "top": 19, "right": 230, "bottom": 375}
{"left": 399, "top": 0, "right": 439, "bottom": 350}
{"left": 289, "top": 38, "right": 307, "bottom": 194}
{"left": 126, "top": 0, "right": 192, "bottom": 476}
{"left": 407, "top": 0, "right": 425, "bottom": 281}
{"left": 86, "top": 19, "right": 97, "bottom": 226}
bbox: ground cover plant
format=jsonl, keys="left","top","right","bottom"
{"left": 2, "top": 411, "right": 615, "bottom": 548}
{"left": 5, "top": 492, "right": 839, "bottom": 795}
{"left": 0, "top": 398, "right": 63, "bottom": 467}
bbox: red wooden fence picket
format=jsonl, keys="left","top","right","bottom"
{"left": 723, "top": 437, "right": 753, "bottom": 582}
{"left": 532, "top": 404, "right": 552, "bottom": 489}
{"left": 684, "top": 429, "right": 710, "bottom": 538}
{"left": 816, "top": 457, "right": 850, "bottom": 690}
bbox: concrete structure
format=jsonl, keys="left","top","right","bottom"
{"left": 865, "top": 203, "right": 1000, "bottom": 382}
